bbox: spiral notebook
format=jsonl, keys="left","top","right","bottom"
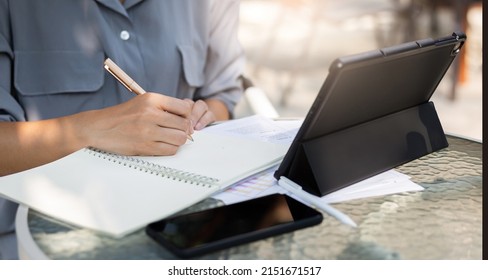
{"left": 0, "top": 130, "right": 288, "bottom": 237}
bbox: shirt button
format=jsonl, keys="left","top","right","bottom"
{"left": 120, "top": 30, "right": 130, "bottom": 40}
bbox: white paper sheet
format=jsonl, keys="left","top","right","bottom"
{"left": 208, "top": 116, "right": 424, "bottom": 205}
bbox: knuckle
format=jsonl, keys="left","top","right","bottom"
{"left": 140, "top": 92, "right": 155, "bottom": 104}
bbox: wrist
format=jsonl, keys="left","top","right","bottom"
{"left": 204, "top": 99, "right": 230, "bottom": 121}
{"left": 59, "top": 110, "right": 96, "bottom": 152}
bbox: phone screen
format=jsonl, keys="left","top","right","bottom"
{"left": 146, "top": 194, "right": 323, "bottom": 258}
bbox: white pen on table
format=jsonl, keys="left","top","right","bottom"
{"left": 278, "top": 176, "right": 357, "bottom": 228}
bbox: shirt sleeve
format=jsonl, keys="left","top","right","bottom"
{"left": 0, "top": 0, "right": 20, "bottom": 236}
{"left": 194, "top": 0, "right": 246, "bottom": 117}
{"left": 0, "top": 0, "right": 26, "bottom": 122}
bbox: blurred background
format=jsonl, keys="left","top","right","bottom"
{"left": 235, "top": 0, "right": 482, "bottom": 141}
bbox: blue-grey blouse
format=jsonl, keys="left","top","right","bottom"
{"left": 0, "top": 0, "right": 244, "bottom": 235}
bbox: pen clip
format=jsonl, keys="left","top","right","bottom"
{"left": 104, "top": 64, "right": 134, "bottom": 93}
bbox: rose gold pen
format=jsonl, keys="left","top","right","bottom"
{"left": 104, "top": 58, "right": 194, "bottom": 141}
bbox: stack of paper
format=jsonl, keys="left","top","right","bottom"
{"left": 207, "top": 115, "right": 423, "bottom": 206}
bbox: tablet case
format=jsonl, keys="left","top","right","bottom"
{"left": 275, "top": 32, "right": 466, "bottom": 196}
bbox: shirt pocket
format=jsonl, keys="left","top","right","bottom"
{"left": 177, "top": 45, "right": 205, "bottom": 88}
{"left": 14, "top": 51, "right": 104, "bottom": 96}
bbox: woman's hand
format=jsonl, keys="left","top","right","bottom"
{"left": 82, "top": 93, "right": 193, "bottom": 156}
{"left": 187, "top": 99, "right": 230, "bottom": 130}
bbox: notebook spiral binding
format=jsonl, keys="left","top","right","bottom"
{"left": 85, "top": 148, "right": 219, "bottom": 188}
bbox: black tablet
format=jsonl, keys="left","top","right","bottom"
{"left": 146, "top": 194, "right": 323, "bottom": 258}
{"left": 275, "top": 32, "right": 466, "bottom": 196}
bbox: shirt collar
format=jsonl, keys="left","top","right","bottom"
{"left": 124, "top": 0, "right": 144, "bottom": 10}
{"left": 95, "top": 0, "right": 145, "bottom": 17}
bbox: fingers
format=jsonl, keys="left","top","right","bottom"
{"left": 87, "top": 93, "right": 195, "bottom": 156}
{"left": 153, "top": 110, "right": 191, "bottom": 133}
{"left": 155, "top": 94, "right": 192, "bottom": 118}
{"left": 135, "top": 125, "right": 189, "bottom": 156}
{"left": 190, "top": 100, "right": 216, "bottom": 130}
{"left": 145, "top": 93, "right": 194, "bottom": 135}
{"left": 88, "top": 94, "right": 226, "bottom": 156}
{"left": 195, "top": 111, "right": 215, "bottom": 130}
{"left": 183, "top": 99, "right": 195, "bottom": 134}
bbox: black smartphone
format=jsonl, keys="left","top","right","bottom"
{"left": 145, "top": 194, "right": 323, "bottom": 258}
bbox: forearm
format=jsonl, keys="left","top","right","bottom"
{"left": 0, "top": 93, "right": 193, "bottom": 176}
{"left": 0, "top": 114, "right": 88, "bottom": 176}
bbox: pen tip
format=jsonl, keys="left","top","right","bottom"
{"left": 347, "top": 219, "right": 357, "bottom": 228}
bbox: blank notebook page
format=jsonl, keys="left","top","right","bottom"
{"left": 0, "top": 130, "right": 288, "bottom": 237}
